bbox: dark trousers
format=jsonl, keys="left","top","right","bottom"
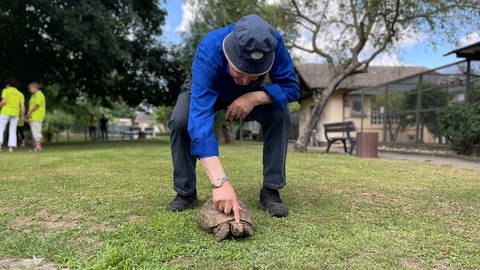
{"left": 17, "top": 126, "right": 25, "bottom": 141}
{"left": 169, "top": 84, "right": 290, "bottom": 196}
{"left": 100, "top": 127, "right": 108, "bottom": 140}
{"left": 89, "top": 127, "right": 96, "bottom": 141}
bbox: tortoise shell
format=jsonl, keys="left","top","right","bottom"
{"left": 196, "top": 199, "right": 252, "bottom": 232}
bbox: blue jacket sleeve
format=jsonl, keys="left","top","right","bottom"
{"left": 188, "top": 41, "right": 221, "bottom": 158}
{"left": 264, "top": 34, "right": 300, "bottom": 110}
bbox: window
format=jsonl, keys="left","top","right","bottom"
{"left": 349, "top": 99, "right": 362, "bottom": 117}
{"left": 370, "top": 110, "right": 400, "bottom": 125}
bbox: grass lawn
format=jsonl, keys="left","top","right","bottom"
{"left": 0, "top": 139, "right": 479, "bottom": 269}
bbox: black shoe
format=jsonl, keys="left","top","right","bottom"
{"left": 166, "top": 191, "right": 198, "bottom": 212}
{"left": 260, "top": 187, "right": 288, "bottom": 217}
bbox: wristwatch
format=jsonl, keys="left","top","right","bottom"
{"left": 211, "top": 176, "right": 228, "bottom": 189}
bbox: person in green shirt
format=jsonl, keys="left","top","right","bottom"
{"left": 27, "top": 82, "right": 46, "bottom": 151}
{"left": 0, "top": 77, "right": 25, "bottom": 152}
{"left": 88, "top": 113, "right": 97, "bottom": 142}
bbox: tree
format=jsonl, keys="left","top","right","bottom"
{"left": 285, "top": 0, "right": 480, "bottom": 151}
{"left": 469, "top": 84, "right": 480, "bottom": 103}
{"left": 180, "top": 0, "right": 296, "bottom": 71}
{"left": 438, "top": 103, "right": 480, "bottom": 155}
{"left": 179, "top": 0, "right": 296, "bottom": 143}
{"left": 370, "top": 91, "right": 408, "bottom": 142}
{"left": 404, "top": 84, "right": 449, "bottom": 143}
{"left": 0, "top": 0, "right": 183, "bottom": 106}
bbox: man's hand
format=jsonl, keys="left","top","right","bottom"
{"left": 212, "top": 181, "right": 242, "bottom": 222}
{"left": 225, "top": 91, "right": 272, "bottom": 120}
{"left": 225, "top": 94, "right": 255, "bottom": 121}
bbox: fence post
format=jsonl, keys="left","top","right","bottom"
{"left": 466, "top": 59, "right": 471, "bottom": 103}
{"left": 383, "top": 86, "right": 388, "bottom": 144}
{"left": 415, "top": 74, "right": 423, "bottom": 144}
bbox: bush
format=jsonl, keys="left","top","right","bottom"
{"left": 438, "top": 103, "right": 480, "bottom": 155}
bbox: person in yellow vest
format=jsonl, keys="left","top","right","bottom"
{"left": 88, "top": 113, "right": 97, "bottom": 141}
{"left": 26, "top": 82, "right": 46, "bottom": 152}
{"left": 0, "top": 77, "right": 25, "bottom": 152}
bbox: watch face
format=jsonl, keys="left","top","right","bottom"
{"left": 214, "top": 179, "right": 222, "bottom": 187}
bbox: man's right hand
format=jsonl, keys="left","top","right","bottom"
{"left": 212, "top": 181, "right": 242, "bottom": 222}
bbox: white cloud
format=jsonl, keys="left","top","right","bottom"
{"left": 290, "top": 28, "right": 324, "bottom": 63}
{"left": 459, "top": 32, "right": 480, "bottom": 47}
{"left": 176, "top": 1, "right": 197, "bottom": 33}
{"left": 370, "top": 51, "right": 407, "bottom": 66}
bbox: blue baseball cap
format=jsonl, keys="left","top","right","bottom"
{"left": 223, "top": 14, "right": 277, "bottom": 76}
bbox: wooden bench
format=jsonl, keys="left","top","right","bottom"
{"left": 144, "top": 127, "right": 154, "bottom": 138}
{"left": 323, "top": 121, "right": 356, "bottom": 154}
{"left": 121, "top": 126, "right": 141, "bottom": 140}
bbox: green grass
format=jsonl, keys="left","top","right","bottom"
{"left": 0, "top": 139, "right": 479, "bottom": 269}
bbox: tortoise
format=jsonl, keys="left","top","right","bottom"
{"left": 196, "top": 199, "right": 254, "bottom": 241}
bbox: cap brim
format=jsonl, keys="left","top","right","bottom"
{"left": 223, "top": 33, "right": 275, "bottom": 76}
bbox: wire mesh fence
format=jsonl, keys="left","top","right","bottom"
{"left": 348, "top": 60, "right": 480, "bottom": 146}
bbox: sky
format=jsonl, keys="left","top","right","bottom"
{"left": 160, "top": 0, "right": 480, "bottom": 69}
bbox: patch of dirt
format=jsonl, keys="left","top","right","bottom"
{"left": 331, "top": 188, "right": 345, "bottom": 194}
{"left": 433, "top": 258, "right": 452, "bottom": 270}
{"left": 126, "top": 215, "right": 146, "bottom": 223}
{"left": 78, "top": 235, "right": 101, "bottom": 243}
{"left": 85, "top": 223, "right": 114, "bottom": 233}
{"left": 401, "top": 257, "right": 424, "bottom": 269}
{"left": 41, "top": 220, "right": 77, "bottom": 229}
{"left": 0, "top": 257, "right": 65, "bottom": 270}
{"left": 131, "top": 195, "right": 145, "bottom": 201}
{"left": 169, "top": 256, "right": 191, "bottom": 266}
{"left": 12, "top": 209, "right": 92, "bottom": 230}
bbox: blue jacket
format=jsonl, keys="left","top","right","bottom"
{"left": 189, "top": 23, "right": 300, "bottom": 158}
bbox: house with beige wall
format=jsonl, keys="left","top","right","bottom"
{"left": 294, "top": 63, "right": 429, "bottom": 146}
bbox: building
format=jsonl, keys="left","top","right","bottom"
{"left": 348, "top": 41, "right": 480, "bottom": 146}
{"left": 295, "top": 63, "right": 429, "bottom": 145}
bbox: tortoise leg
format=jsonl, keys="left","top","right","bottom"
{"left": 213, "top": 223, "right": 231, "bottom": 241}
{"left": 243, "top": 223, "right": 254, "bottom": 237}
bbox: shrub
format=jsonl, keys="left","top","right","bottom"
{"left": 438, "top": 103, "right": 480, "bottom": 155}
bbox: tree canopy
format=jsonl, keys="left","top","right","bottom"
{"left": 179, "top": 0, "right": 296, "bottom": 71}
{"left": 0, "top": 0, "right": 183, "bottom": 106}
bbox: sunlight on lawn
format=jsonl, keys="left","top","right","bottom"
{"left": 0, "top": 140, "right": 479, "bottom": 269}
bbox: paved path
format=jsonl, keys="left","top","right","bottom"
{"left": 304, "top": 145, "right": 480, "bottom": 171}
{"left": 378, "top": 151, "right": 480, "bottom": 171}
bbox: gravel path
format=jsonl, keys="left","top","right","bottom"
{"left": 305, "top": 144, "right": 480, "bottom": 171}
{"left": 378, "top": 151, "right": 480, "bottom": 171}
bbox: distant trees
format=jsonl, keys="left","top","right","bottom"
{"left": 178, "top": 0, "right": 296, "bottom": 143}
{"left": 439, "top": 103, "right": 480, "bottom": 155}
{"left": 370, "top": 84, "right": 449, "bottom": 143}
{"left": 0, "top": 0, "right": 184, "bottom": 107}
{"left": 179, "top": 0, "right": 296, "bottom": 71}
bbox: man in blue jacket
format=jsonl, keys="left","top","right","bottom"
{"left": 167, "top": 14, "right": 299, "bottom": 220}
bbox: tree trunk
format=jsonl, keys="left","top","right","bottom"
{"left": 294, "top": 82, "right": 337, "bottom": 152}
{"left": 217, "top": 122, "right": 234, "bottom": 144}
{"left": 294, "top": 64, "right": 363, "bottom": 152}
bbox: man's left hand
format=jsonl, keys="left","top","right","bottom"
{"left": 225, "top": 93, "right": 256, "bottom": 120}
